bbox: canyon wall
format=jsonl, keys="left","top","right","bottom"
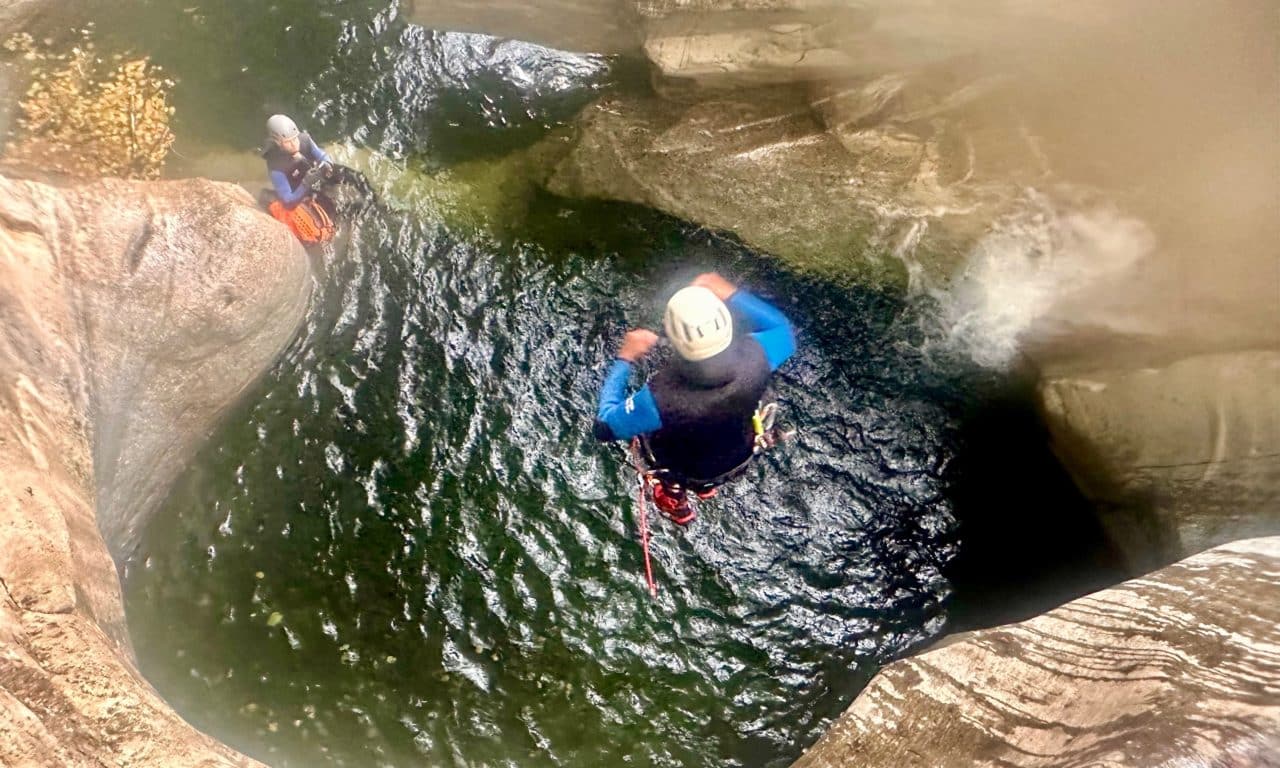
{"left": 0, "top": 174, "right": 309, "bottom": 766}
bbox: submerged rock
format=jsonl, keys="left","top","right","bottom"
{"left": 1039, "top": 352, "right": 1280, "bottom": 570}
{"left": 792, "top": 536, "right": 1280, "bottom": 768}
{"left": 0, "top": 173, "right": 307, "bottom": 766}
{"left": 330, "top": 142, "right": 566, "bottom": 236}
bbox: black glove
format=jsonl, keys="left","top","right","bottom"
{"left": 302, "top": 164, "right": 327, "bottom": 189}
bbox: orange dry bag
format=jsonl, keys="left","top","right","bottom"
{"left": 268, "top": 196, "right": 337, "bottom": 245}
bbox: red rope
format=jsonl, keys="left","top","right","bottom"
{"left": 631, "top": 439, "right": 657, "bottom": 597}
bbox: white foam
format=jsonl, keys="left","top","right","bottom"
{"left": 925, "top": 189, "right": 1156, "bottom": 369}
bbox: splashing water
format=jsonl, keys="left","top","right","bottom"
{"left": 932, "top": 190, "right": 1156, "bottom": 369}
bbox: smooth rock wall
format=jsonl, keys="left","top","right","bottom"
{"left": 75, "top": 178, "right": 314, "bottom": 562}
{"left": 1, "top": 174, "right": 307, "bottom": 766}
{"left": 1039, "top": 352, "right": 1280, "bottom": 570}
{"left": 791, "top": 537, "right": 1280, "bottom": 768}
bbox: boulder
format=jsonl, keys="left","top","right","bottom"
{"left": 542, "top": 88, "right": 1019, "bottom": 286}
{"left": 791, "top": 536, "right": 1280, "bottom": 768}
{"left": 1, "top": 174, "right": 308, "bottom": 766}
{"left": 1039, "top": 352, "right": 1280, "bottom": 570}
{"left": 63, "top": 178, "right": 314, "bottom": 562}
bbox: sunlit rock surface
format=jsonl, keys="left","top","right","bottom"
{"left": 0, "top": 174, "right": 307, "bottom": 766}
{"left": 632, "top": 0, "right": 1054, "bottom": 89}
{"left": 544, "top": 90, "right": 891, "bottom": 280}
{"left": 1039, "top": 353, "right": 1280, "bottom": 570}
{"left": 792, "top": 536, "right": 1280, "bottom": 768}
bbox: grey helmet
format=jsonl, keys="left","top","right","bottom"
{"left": 266, "top": 114, "right": 300, "bottom": 144}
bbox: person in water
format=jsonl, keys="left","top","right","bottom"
{"left": 262, "top": 113, "right": 332, "bottom": 208}
{"left": 594, "top": 272, "right": 796, "bottom": 523}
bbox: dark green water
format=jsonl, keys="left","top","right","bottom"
{"left": 128, "top": 213, "right": 969, "bottom": 767}
{"left": 22, "top": 1, "right": 1122, "bottom": 766}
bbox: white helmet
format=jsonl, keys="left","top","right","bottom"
{"left": 266, "top": 114, "right": 300, "bottom": 144}
{"left": 664, "top": 286, "right": 732, "bottom": 361}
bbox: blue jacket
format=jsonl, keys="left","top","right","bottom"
{"left": 596, "top": 289, "right": 795, "bottom": 445}
{"left": 263, "top": 132, "right": 331, "bottom": 207}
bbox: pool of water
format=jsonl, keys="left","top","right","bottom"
{"left": 127, "top": 193, "right": 978, "bottom": 767}
{"left": 15, "top": 2, "right": 1123, "bottom": 766}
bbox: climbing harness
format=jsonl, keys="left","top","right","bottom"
{"left": 753, "top": 401, "right": 780, "bottom": 451}
{"left": 622, "top": 401, "right": 795, "bottom": 597}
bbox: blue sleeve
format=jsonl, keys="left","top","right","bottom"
{"left": 302, "top": 133, "right": 330, "bottom": 164}
{"left": 728, "top": 290, "right": 795, "bottom": 371}
{"left": 270, "top": 169, "right": 310, "bottom": 207}
{"left": 595, "top": 359, "right": 662, "bottom": 441}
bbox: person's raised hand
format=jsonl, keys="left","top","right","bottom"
{"left": 692, "top": 272, "right": 737, "bottom": 301}
{"left": 617, "top": 329, "right": 660, "bottom": 362}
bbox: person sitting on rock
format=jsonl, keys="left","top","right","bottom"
{"left": 260, "top": 114, "right": 339, "bottom": 245}
{"left": 594, "top": 272, "right": 796, "bottom": 523}
{"left": 261, "top": 113, "right": 332, "bottom": 209}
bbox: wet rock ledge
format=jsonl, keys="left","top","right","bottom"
{"left": 1, "top": 174, "right": 308, "bottom": 766}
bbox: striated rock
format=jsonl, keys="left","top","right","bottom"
{"left": 544, "top": 90, "right": 891, "bottom": 281}
{"left": 1039, "top": 352, "right": 1280, "bottom": 570}
{"left": 792, "top": 536, "right": 1280, "bottom": 768}
{"left": 1, "top": 174, "right": 308, "bottom": 766}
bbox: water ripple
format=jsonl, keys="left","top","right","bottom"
{"left": 118, "top": 4, "right": 979, "bottom": 766}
